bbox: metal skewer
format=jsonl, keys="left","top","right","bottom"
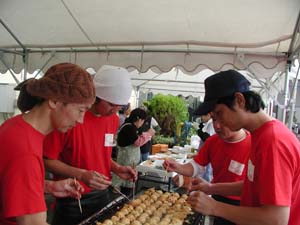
{"left": 111, "top": 185, "right": 131, "bottom": 201}
{"left": 73, "top": 178, "right": 82, "bottom": 214}
{"left": 132, "top": 162, "right": 136, "bottom": 200}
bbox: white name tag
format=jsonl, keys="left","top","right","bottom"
{"left": 228, "top": 160, "right": 245, "bottom": 176}
{"left": 104, "top": 133, "right": 114, "bottom": 147}
{"left": 247, "top": 159, "right": 255, "bottom": 182}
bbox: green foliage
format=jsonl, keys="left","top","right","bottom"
{"left": 152, "top": 135, "right": 175, "bottom": 146}
{"left": 145, "top": 94, "right": 189, "bottom": 137}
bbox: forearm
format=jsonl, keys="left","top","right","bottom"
{"left": 44, "top": 158, "right": 86, "bottom": 180}
{"left": 16, "top": 212, "right": 48, "bottom": 225}
{"left": 214, "top": 202, "right": 289, "bottom": 225}
{"left": 111, "top": 159, "right": 120, "bottom": 174}
{"left": 208, "top": 181, "right": 243, "bottom": 196}
{"left": 175, "top": 163, "right": 194, "bottom": 177}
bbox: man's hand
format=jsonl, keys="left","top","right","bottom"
{"left": 189, "top": 177, "right": 212, "bottom": 194}
{"left": 45, "top": 178, "right": 84, "bottom": 199}
{"left": 187, "top": 191, "right": 217, "bottom": 215}
{"left": 115, "top": 165, "right": 137, "bottom": 182}
{"left": 163, "top": 158, "right": 178, "bottom": 172}
{"left": 81, "top": 170, "right": 111, "bottom": 190}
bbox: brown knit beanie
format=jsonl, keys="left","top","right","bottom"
{"left": 22, "top": 63, "right": 96, "bottom": 104}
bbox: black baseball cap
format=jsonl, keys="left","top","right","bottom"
{"left": 194, "top": 70, "right": 251, "bottom": 115}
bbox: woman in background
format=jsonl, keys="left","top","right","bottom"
{"left": 113, "top": 108, "right": 155, "bottom": 195}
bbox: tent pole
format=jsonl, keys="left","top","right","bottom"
{"left": 282, "top": 64, "right": 291, "bottom": 123}
{"left": 287, "top": 66, "right": 300, "bottom": 129}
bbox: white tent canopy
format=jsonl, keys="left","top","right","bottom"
{"left": 0, "top": 0, "right": 300, "bottom": 78}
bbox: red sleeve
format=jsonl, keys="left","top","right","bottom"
{"left": 2, "top": 156, "right": 46, "bottom": 218}
{"left": 194, "top": 136, "right": 214, "bottom": 166}
{"left": 43, "top": 130, "right": 66, "bottom": 159}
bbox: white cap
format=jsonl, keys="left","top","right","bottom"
{"left": 93, "top": 65, "right": 132, "bottom": 105}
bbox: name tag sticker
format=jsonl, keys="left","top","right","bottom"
{"left": 104, "top": 133, "right": 114, "bottom": 147}
{"left": 228, "top": 160, "right": 245, "bottom": 176}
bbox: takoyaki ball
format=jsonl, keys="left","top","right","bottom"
{"left": 102, "top": 219, "right": 113, "bottom": 225}
{"left": 162, "top": 192, "right": 170, "bottom": 198}
{"left": 138, "top": 194, "right": 148, "bottom": 201}
{"left": 130, "top": 199, "right": 141, "bottom": 207}
{"left": 131, "top": 221, "right": 142, "bottom": 225}
{"left": 182, "top": 205, "right": 192, "bottom": 212}
{"left": 181, "top": 194, "right": 188, "bottom": 199}
{"left": 152, "top": 210, "right": 164, "bottom": 218}
{"left": 155, "top": 200, "right": 163, "bottom": 206}
{"left": 145, "top": 188, "right": 155, "bottom": 195}
{"left": 119, "top": 217, "right": 130, "bottom": 224}
{"left": 139, "top": 203, "right": 147, "bottom": 209}
{"left": 131, "top": 210, "right": 140, "bottom": 218}
{"left": 115, "top": 211, "right": 125, "bottom": 218}
{"left": 156, "top": 190, "right": 163, "bottom": 195}
{"left": 172, "top": 192, "right": 180, "bottom": 199}
{"left": 126, "top": 214, "right": 136, "bottom": 222}
{"left": 121, "top": 208, "right": 129, "bottom": 215}
{"left": 168, "top": 196, "right": 177, "bottom": 204}
{"left": 123, "top": 204, "right": 134, "bottom": 212}
{"left": 111, "top": 215, "right": 119, "bottom": 223}
{"left": 144, "top": 208, "right": 153, "bottom": 215}
{"left": 135, "top": 205, "right": 144, "bottom": 214}
{"left": 148, "top": 216, "right": 160, "bottom": 223}
{"left": 160, "top": 217, "right": 171, "bottom": 223}
{"left": 176, "top": 198, "right": 185, "bottom": 204}
{"left": 140, "top": 212, "right": 149, "bottom": 218}
{"left": 149, "top": 205, "right": 156, "bottom": 212}
{"left": 173, "top": 203, "right": 182, "bottom": 210}
{"left": 158, "top": 195, "right": 168, "bottom": 201}
{"left": 144, "top": 200, "right": 152, "bottom": 206}
{"left": 151, "top": 193, "right": 159, "bottom": 201}
{"left": 137, "top": 215, "right": 147, "bottom": 223}
{"left": 157, "top": 206, "right": 167, "bottom": 214}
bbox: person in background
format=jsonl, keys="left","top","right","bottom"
{"left": 139, "top": 114, "right": 160, "bottom": 161}
{"left": 0, "top": 63, "right": 92, "bottom": 225}
{"left": 164, "top": 118, "right": 251, "bottom": 225}
{"left": 112, "top": 108, "right": 155, "bottom": 195}
{"left": 118, "top": 103, "right": 131, "bottom": 127}
{"left": 112, "top": 103, "right": 131, "bottom": 159}
{"left": 187, "top": 70, "right": 300, "bottom": 225}
{"left": 197, "top": 112, "right": 215, "bottom": 147}
{"left": 197, "top": 112, "right": 215, "bottom": 182}
{"left": 43, "top": 66, "right": 137, "bottom": 225}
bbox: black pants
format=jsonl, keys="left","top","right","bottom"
{"left": 212, "top": 195, "right": 240, "bottom": 225}
{"left": 51, "top": 188, "right": 116, "bottom": 225}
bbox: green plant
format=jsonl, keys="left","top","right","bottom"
{"left": 145, "top": 94, "right": 189, "bottom": 137}
{"left": 152, "top": 134, "right": 175, "bottom": 146}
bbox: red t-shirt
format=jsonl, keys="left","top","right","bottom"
{"left": 194, "top": 131, "right": 251, "bottom": 200}
{"left": 241, "top": 120, "right": 300, "bottom": 225}
{"left": 0, "top": 115, "right": 46, "bottom": 225}
{"left": 43, "top": 111, "right": 119, "bottom": 193}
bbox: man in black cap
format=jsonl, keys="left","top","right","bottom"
{"left": 187, "top": 70, "right": 300, "bottom": 225}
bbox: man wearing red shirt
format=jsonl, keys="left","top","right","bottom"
{"left": 43, "top": 66, "right": 137, "bottom": 225}
{"left": 188, "top": 70, "right": 300, "bottom": 225}
{"left": 164, "top": 119, "right": 250, "bottom": 225}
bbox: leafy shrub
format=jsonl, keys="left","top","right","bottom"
{"left": 145, "top": 94, "right": 189, "bottom": 137}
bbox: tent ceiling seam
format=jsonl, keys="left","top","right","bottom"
{"left": 60, "top": 0, "right": 100, "bottom": 51}
{"left": 0, "top": 35, "right": 292, "bottom": 50}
